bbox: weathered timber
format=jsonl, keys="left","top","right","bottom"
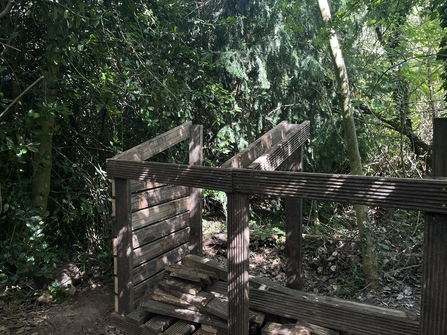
{"left": 132, "top": 228, "right": 190, "bottom": 267}
{"left": 132, "top": 197, "right": 189, "bottom": 230}
{"left": 249, "top": 276, "right": 418, "bottom": 321}
{"left": 148, "top": 287, "right": 199, "bottom": 311}
{"left": 202, "top": 297, "right": 228, "bottom": 320}
{"left": 261, "top": 322, "right": 310, "bottom": 335}
{"left": 165, "top": 264, "right": 213, "bottom": 285}
{"left": 134, "top": 271, "right": 165, "bottom": 307}
{"left": 132, "top": 213, "right": 190, "bottom": 248}
{"left": 111, "top": 312, "right": 155, "bottom": 335}
{"left": 157, "top": 285, "right": 215, "bottom": 307}
{"left": 250, "top": 310, "right": 266, "bottom": 328}
{"left": 157, "top": 276, "right": 203, "bottom": 295}
{"left": 189, "top": 124, "right": 203, "bottom": 256}
{"left": 144, "top": 314, "right": 177, "bottom": 333}
{"left": 182, "top": 255, "right": 228, "bottom": 281}
{"left": 113, "top": 178, "right": 134, "bottom": 315}
{"left": 295, "top": 320, "right": 339, "bottom": 335}
{"left": 106, "top": 160, "right": 447, "bottom": 214}
{"left": 129, "top": 180, "right": 164, "bottom": 194}
{"left": 168, "top": 266, "right": 220, "bottom": 284}
{"left": 189, "top": 256, "right": 418, "bottom": 334}
{"left": 247, "top": 121, "right": 310, "bottom": 170}
{"left": 201, "top": 324, "right": 219, "bottom": 334}
{"left": 221, "top": 121, "right": 288, "bottom": 168}
{"left": 126, "top": 307, "right": 155, "bottom": 326}
{"left": 163, "top": 320, "right": 197, "bottom": 335}
{"left": 133, "top": 243, "right": 189, "bottom": 285}
{"left": 111, "top": 121, "right": 192, "bottom": 161}
{"left": 194, "top": 328, "right": 228, "bottom": 335}
{"left": 421, "top": 118, "right": 447, "bottom": 335}
{"left": 227, "top": 192, "right": 250, "bottom": 335}
{"left": 141, "top": 299, "right": 228, "bottom": 329}
{"left": 285, "top": 144, "right": 303, "bottom": 290}
{"left": 249, "top": 288, "right": 419, "bottom": 335}
{"left": 131, "top": 185, "right": 189, "bottom": 212}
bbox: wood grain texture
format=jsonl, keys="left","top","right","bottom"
{"left": 285, "top": 145, "right": 303, "bottom": 290}
{"left": 247, "top": 121, "right": 310, "bottom": 170}
{"left": 249, "top": 288, "right": 418, "bottom": 335}
{"left": 131, "top": 185, "right": 189, "bottom": 212}
{"left": 132, "top": 228, "right": 190, "bottom": 267}
{"left": 106, "top": 160, "right": 447, "bottom": 214}
{"left": 221, "top": 121, "right": 287, "bottom": 168}
{"left": 141, "top": 299, "right": 228, "bottom": 329}
{"left": 420, "top": 118, "right": 447, "bottom": 335}
{"left": 227, "top": 192, "right": 250, "bottom": 335}
{"left": 132, "top": 212, "right": 189, "bottom": 248}
{"left": 189, "top": 124, "right": 203, "bottom": 256}
{"left": 113, "top": 178, "right": 134, "bottom": 315}
{"left": 110, "top": 121, "right": 192, "bottom": 161}
{"left": 133, "top": 243, "right": 189, "bottom": 285}
{"left": 132, "top": 197, "right": 189, "bottom": 230}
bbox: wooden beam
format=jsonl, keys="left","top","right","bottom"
{"left": 106, "top": 160, "right": 447, "bottom": 214}
{"left": 221, "top": 121, "right": 287, "bottom": 168}
{"left": 113, "top": 178, "right": 134, "bottom": 315}
{"left": 285, "top": 145, "right": 303, "bottom": 290}
{"left": 227, "top": 192, "right": 250, "bottom": 335}
{"left": 420, "top": 118, "right": 447, "bottom": 335}
{"left": 247, "top": 121, "right": 310, "bottom": 170}
{"left": 111, "top": 121, "right": 192, "bottom": 161}
{"left": 189, "top": 125, "right": 204, "bottom": 255}
{"left": 249, "top": 288, "right": 418, "bottom": 335}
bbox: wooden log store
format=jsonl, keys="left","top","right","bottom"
{"left": 106, "top": 119, "right": 447, "bottom": 335}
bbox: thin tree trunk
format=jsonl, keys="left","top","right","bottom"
{"left": 317, "top": 0, "right": 379, "bottom": 287}
{"left": 31, "top": 16, "right": 58, "bottom": 215}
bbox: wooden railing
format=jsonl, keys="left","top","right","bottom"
{"left": 107, "top": 119, "right": 447, "bottom": 335}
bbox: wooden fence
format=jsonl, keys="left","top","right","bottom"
{"left": 106, "top": 118, "right": 447, "bottom": 335}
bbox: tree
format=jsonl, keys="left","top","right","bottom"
{"left": 317, "top": 0, "right": 379, "bottom": 287}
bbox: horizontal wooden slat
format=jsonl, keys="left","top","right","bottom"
{"left": 107, "top": 160, "right": 233, "bottom": 192}
{"left": 133, "top": 243, "right": 189, "bottom": 285}
{"left": 231, "top": 169, "right": 446, "bottom": 213}
{"left": 132, "top": 212, "right": 189, "bottom": 248}
{"left": 141, "top": 299, "right": 228, "bottom": 329}
{"left": 130, "top": 179, "right": 165, "bottom": 194}
{"left": 133, "top": 228, "right": 190, "bottom": 266}
{"left": 131, "top": 185, "right": 189, "bottom": 212}
{"left": 249, "top": 288, "right": 418, "bottom": 335}
{"left": 221, "top": 121, "right": 287, "bottom": 168}
{"left": 106, "top": 160, "right": 447, "bottom": 214}
{"left": 110, "top": 121, "right": 192, "bottom": 161}
{"left": 132, "top": 197, "right": 189, "bottom": 230}
{"left": 247, "top": 121, "right": 310, "bottom": 170}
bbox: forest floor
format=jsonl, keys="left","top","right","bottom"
{"left": 0, "top": 210, "right": 423, "bottom": 335}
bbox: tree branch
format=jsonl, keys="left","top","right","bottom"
{"left": 0, "top": 76, "right": 44, "bottom": 120}
{"left": 0, "top": 0, "right": 13, "bottom": 20}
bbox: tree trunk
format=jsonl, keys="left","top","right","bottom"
{"left": 317, "top": 0, "right": 379, "bottom": 287}
{"left": 31, "top": 13, "right": 59, "bottom": 215}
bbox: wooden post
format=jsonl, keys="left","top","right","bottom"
{"left": 189, "top": 125, "right": 203, "bottom": 255}
{"left": 285, "top": 145, "right": 303, "bottom": 290}
{"left": 113, "top": 178, "right": 134, "bottom": 315}
{"left": 227, "top": 192, "right": 250, "bottom": 335}
{"left": 420, "top": 118, "right": 447, "bottom": 334}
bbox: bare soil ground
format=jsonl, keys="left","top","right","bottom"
{"left": 0, "top": 283, "right": 116, "bottom": 335}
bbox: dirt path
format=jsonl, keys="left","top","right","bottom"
{"left": 1, "top": 284, "right": 118, "bottom": 335}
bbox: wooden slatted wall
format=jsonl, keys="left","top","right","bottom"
{"left": 111, "top": 122, "right": 202, "bottom": 314}
{"left": 130, "top": 180, "right": 191, "bottom": 306}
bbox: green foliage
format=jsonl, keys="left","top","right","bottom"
{"left": 47, "top": 282, "right": 74, "bottom": 304}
